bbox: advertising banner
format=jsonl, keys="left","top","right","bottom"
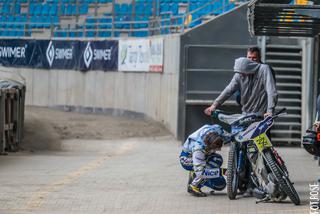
{"left": 119, "top": 38, "right": 163, "bottom": 72}
{"left": 42, "top": 41, "right": 79, "bottom": 69}
{"left": 0, "top": 39, "right": 119, "bottom": 72}
{"left": 0, "top": 39, "right": 35, "bottom": 67}
{"left": 149, "top": 38, "right": 164, "bottom": 72}
{"left": 79, "top": 40, "right": 118, "bottom": 71}
{"left": 118, "top": 39, "right": 150, "bottom": 72}
{"left": 39, "top": 40, "right": 79, "bottom": 69}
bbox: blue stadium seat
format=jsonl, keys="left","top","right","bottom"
{"left": 8, "top": 30, "right": 17, "bottom": 37}
{"left": 29, "top": 3, "right": 36, "bottom": 15}
{"left": 189, "top": 3, "right": 198, "bottom": 12}
{"left": 86, "top": 18, "right": 97, "bottom": 29}
{"left": 69, "top": 31, "right": 77, "bottom": 37}
{"left": 14, "top": 4, "right": 21, "bottom": 14}
{"left": 30, "top": 16, "right": 40, "bottom": 28}
{"left": 160, "top": 3, "right": 170, "bottom": 13}
{"left": 135, "top": 2, "right": 144, "bottom": 15}
{"left": 0, "top": 16, "right": 6, "bottom": 28}
{"left": 226, "top": 2, "right": 235, "bottom": 11}
{"left": 66, "top": 4, "right": 76, "bottom": 15}
{"left": 6, "top": 16, "right": 15, "bottom": 28}
{"left": 15, "top": 15, "right": 26, "bottom": 28}
{"left": 77, "top": 31, "right": 84, "bottom": 37}
{"left": 121, "top": 4, "right": 132, "bottom": 15}
{"left": 99, "top": 17, "right": 112, "bottom": 29}
{"left": 15, "top": 30, "right": 24, "bottom": 37}
{"left": 60, "top": 4, "right": 66, "bottom": 15}
{"left": 121, "top": 16, "right": 131, "bottom": 29}
{"left": 43, "top": 16, "right": 51, "bottom": 28}
{"left": 132, "top": 31, "right": 148, "bottom": 37}
{"left": 98, "top": 31, "right": 111, "bottom": 37}
{"left": 113, "top": 31, "right": 121, "bottom": 37}
{"left": 51, "top": 16, "right": 59, "bottom": 25}
{"left": 42, "top": 4, "right": 50, "bottom": 16}
{"left": 2, "top": 4, "right": 10, "bottom": 15}
{"left": 59, "top": 31, "right": 68, "bottom": 37}
{"left": 114, "top": 16, "right": 124, "bottom": 29}
{"left": 173, "top": 16, "right": 183, "bottom": 25}
{"left": 79, "top": 4, "right": 88, "bottom": 14}
{"left": 86, "top": 31, "right": 96, "bottom": 37}
{"left": 49, "top": 4, "right": 58, "bottom": 15}
{"left": 212, "top": 1, "right": 223, "bottom": 14}
{"left": 189, "top": 14, "right": 201, "bottom": 27}
{"left": 115, "top": 4, "right": 121, "bottom": 14}
{"left": 34, "top": 4, "right": 42, "bottom": 16}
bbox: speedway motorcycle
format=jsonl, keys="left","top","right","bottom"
{"left": 211, "top": 108, "right": 300, "bottom": 205}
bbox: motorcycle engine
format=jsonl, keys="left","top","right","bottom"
{"left": 247, "top": 142, "right": 258, "bottom": 164}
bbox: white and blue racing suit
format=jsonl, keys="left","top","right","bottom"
{"left": 179, "top": 124, "right": 228, "bottom": 190}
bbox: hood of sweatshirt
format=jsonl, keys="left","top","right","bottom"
{"left": 233, "top": 57, "right": 260, "bottom": 74}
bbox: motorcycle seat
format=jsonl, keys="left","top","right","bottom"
{"left": 217, "top": 113, "right": 243, "bottom": 125}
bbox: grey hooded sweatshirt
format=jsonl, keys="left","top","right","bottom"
{"left": 214, "top": 57, "right": 278, "bottom": 116}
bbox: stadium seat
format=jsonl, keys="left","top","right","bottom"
{"left": 86, "top": 17, "right": 97, "bottom": 29}
{"left": 14, "top": 4, "right": 21, "bottom": 14}
{"left": 0, "top": 0, "right": 239, "bottom": 38}
{"left": 98, "top": 31, "right": 111, "bottom": 37}
{"left": 79, "top": 4, "right": 89, "bottom": 14}
{"left": 86, "top": 31, "right": 95, "bottom": 37}
{"left": 49, "top": 4, "right": 58, "bottom": 16}
{"left": 42, "top": 4, "right": 50, "bottom": 16}
{"left": 34, "top": 4, "right": 42, "bottom": 16}
{"left": 99, "top": 17, "right": 112, "bottom": 29}
{"left": 1, "top": 4, "right": 10, "bottom": 15}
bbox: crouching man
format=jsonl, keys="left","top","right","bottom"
{"left": 179, "top": 124, "right": 227, "bottom": 197}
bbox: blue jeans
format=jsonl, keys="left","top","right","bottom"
{"left": 179, "top": 151, "right": 226, "bottom": 191}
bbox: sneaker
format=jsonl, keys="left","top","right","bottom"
{"left": 252, "top": 187, "right": 267, "bottom": 199}
{"left": 187, "top": 184, "right": 207, "bottom": 197}
{"left": 243, "top": 188, "right": 254, "bottom": 197}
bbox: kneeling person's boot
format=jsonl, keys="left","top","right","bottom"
{"left": 188, "top": 184, "right": 207, "bottom": 197}
{"left": 188, "top": 171, "right": 196, "bottom": 185}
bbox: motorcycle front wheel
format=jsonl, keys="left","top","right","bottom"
{"left": 264, "top": 150, "right": 300, "bottom": 205}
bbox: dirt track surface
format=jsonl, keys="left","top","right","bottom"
{"left": 22, "top": 106, "right": 170, "bottom": 150}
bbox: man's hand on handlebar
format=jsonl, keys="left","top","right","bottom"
{"left": 264, "top": 112, "right": 273, "bottom": 118}
{"left": 204, "top": 103, "right": 218, "bottom": 116}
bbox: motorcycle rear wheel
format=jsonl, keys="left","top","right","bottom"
{"left": 227, "top": 142, "right": 239, "bottom": 200}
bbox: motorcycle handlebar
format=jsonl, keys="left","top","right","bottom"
{"left": 306, "top": 129, "right": 317, "bottom": 134}
{"left": 274, "top": 108, "right": 286, "bottom": 116}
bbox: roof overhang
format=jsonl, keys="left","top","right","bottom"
{"left": 248, "top": 0, "right": 320, "bottom": 37}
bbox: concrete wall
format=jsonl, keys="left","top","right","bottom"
{"left": 8, "top": 35, "right": 180, "bottom": 137}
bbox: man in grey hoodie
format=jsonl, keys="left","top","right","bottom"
{"left": 204, "top": 57, "right": 278, "bottom": 197}
{"left": 204, "top": 57, "right": 278, "bottom": 117}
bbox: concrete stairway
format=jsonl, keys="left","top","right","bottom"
{"left": 265, "top": 45, "right": 302, "bottom": 146}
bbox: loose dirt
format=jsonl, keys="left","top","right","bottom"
{"left": 22, "top": 106, "right": 170, "bottom": 151}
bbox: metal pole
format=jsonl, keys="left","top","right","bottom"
{"left": 257, "top": 36, "right": 267, "bottom": 63}
{"left": 301, "top": 37, "right": 315, "bottom": 146}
